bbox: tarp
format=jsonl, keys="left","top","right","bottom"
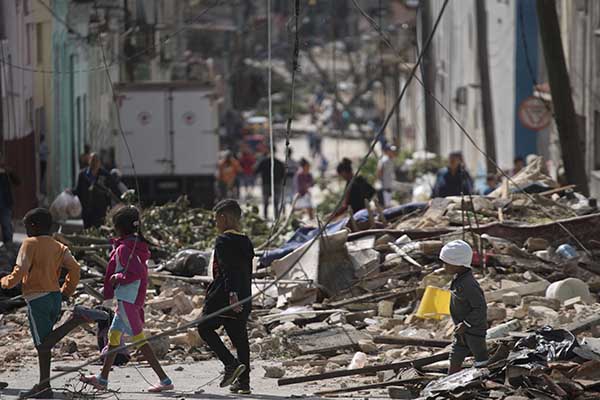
{"left": 260, "top": 202, "right": 428, "bottom": 267}
{"left": 260, "top": 219, "right": 348, "bottom": 267}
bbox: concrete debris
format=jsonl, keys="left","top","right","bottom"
{"left": 263, "top": 365, "right": 286, "bottom": 379}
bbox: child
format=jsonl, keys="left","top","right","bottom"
{"left": 198, "top": 199, "right": 254, "bottom": 394}
{"left": 1, "top": 208, "right": 85, "bottom": 399}
{"left": 293, "top": 158, "right": 315, "bottom": 219}
{"left": 440, "top": 240, "right": 488, "bottom": 374}
{"left": 80, "top": 206, "right": 173, "bottom": 392}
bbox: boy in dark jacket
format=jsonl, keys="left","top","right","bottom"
{"left": 440, "top": 240, "right": 488, "bottom": 375}
{"left": 198, "top": 199, "right": 254, "bottom": 394}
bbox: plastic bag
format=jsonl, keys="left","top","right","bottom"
{"left": 50, "top": 191, "right": 82, "bottom": 220}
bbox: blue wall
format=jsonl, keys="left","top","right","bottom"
{"left": 514, "top": 0, "right": 539, "bottom": 159}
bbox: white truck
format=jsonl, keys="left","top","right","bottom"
{"left": 114, "top": 82, "right": 220, "bottom": 207}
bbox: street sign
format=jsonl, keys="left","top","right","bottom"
{"left": 518, "top": 96, "right": 552, "bottom": 131}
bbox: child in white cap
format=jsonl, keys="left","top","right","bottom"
{"left": 440, "top": 240, "right": 488, "bottom": 374}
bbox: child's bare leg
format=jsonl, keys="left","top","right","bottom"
{"left": 138, "top": 343, "right": 168, "bottom": 381}
{"left": 100, "top": 345, "right": 119, "bottom": 380}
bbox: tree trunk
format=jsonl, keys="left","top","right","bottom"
{"left": 475, "top": 0, "right": 497, "bottom": 174}
{"left": 420, "top": 0, "right": 439, "bottom": 155}
{"left": 536, "top": 0, "right": 589, "bottom": 195}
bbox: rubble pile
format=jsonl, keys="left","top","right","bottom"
{"left": 2, "top": 165, "right": 600, "bottom": 398}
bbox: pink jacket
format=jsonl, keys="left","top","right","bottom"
{"left": 103, "top": 236, "right": 150, "bottom": 307}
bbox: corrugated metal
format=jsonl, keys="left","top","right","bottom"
{"left": 5, "top": 133, "right": 37, "bottom": 217}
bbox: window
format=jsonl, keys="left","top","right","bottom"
{"left": 36, "top": 23, "right": 44, "bottom": 64}
{"left": 23, "top": 0, "right": 30, "bottom": 15}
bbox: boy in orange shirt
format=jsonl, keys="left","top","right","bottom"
{"left": 1, "top": 208, "right": 95, "bottom": 399}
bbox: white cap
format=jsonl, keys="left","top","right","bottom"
{"left": 440, "top": 240, "right": 473, "bottom": 268}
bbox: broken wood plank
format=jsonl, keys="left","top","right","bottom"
{"left": 485, "top": 280, "right": 549, "bottom": 302}
{"left": 277, "top": 352, "right": 449, "bottom": 386}
{"left": 314, "top": 377, "right": 433, "bottom": 395}
{"left": 373, "top": 336, "right": 452, "bottom": 348}
{"left": 328, "top": 288, "right": 414, "bottom": 308}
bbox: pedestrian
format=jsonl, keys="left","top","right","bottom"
{"left": 512, "top": 156, "right": 525, "bottom": 176}
{"left": 80, "top": 206, "right": 174, "bottom": 392}
{"left": 238, "top": 144, "right": 256, "bottom": 199}
{"left": 294, "top": 158, "right": 315, "bottom": 219}
{"left": 440, "top": 240, "right": 488, "bottom": 375}
{"left": 254, "top": 148, "right": 285, "bottom": 219}
{"left": 1, "top": 208, "right": 89, "bottom": 399}
{"left": 332, "top": 158, "right": 376, "bottom": 218}
{"left": 71, "top": 153, "right": 121, "bottom": 229}
{"left": 198, "top": 200, "right": 254, "bottom": 395}
{"left": 377, "top": 145, "right": 398, "bottom": 207}
{"left": 432, "top": 151, "right": 473, "bottom": 198}
{"left": 217, "top": 151, "right": 241, "bottom": 200}
{"left": 80, "top": 144, "right": 91, "bottom": 169}
{"left": 483, "top": 174, "right": 498, "bottom": 195}
{"left": 285, "top": 148, "right": 299, "bottom": 205}
{"left": 0, "top": 154, "right": 20, "bottom": 245}
{"left": 318, "top": 153, "right": 329, "bottom": 179}
{"left": 39, "top": 135, "right": 48, "bottom": 194}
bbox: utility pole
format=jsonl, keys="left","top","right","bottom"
{"left": 420, "top": 0, "right": 439, "bottom": 155}
{"left": 536, "top": 0, "right": 589, "bottom": 195}
{"left": 475, "top": 0, "right": 497, "bottom": 174}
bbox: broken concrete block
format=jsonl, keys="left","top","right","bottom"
{"left": 263, "top": 366, "right": 285, "bottom": 379}
{"left": 525, "top": 237, "right": 550, "bottom": 252}
{"left": 358, "top": 339, "right": 378, "bottom": 354}
{"left": 328, "top": 312, "right": 346, "bottom": 325}
{"left": 378, "top": 370, "right": 397, "bottom": 382}
{"left": 378, "top": 300, "right": 395, "bottom": 318}
{"left": 173, "top": 293, "right": 194, "bottom": 315}
{"left": 171, "top": 330, "right": 203, "bottom": 348}
{"left": 546, "top": 278, "right": 592, "bottom": 303}
{"left": 150, "top": 337, "right": 171, "bottom": 360}
{"left": 521, "top": 296, "right": 561, "bottom": 311}
{"left": 564, "top": 296, "right": 585, "bottom": 309}
{"left": 250, "top": 328, "right": 266, "bottom": 339}
{"left": 346, "top": 310, "right": 377, "bottom": 324}
{"left": 388, "top": 386, "right": 413, "bottom": 399}
{"left": 502, "top": 292, "right": 521, "bottom": 307}
{"left": 147, "top": 297, "right": 175, "bottom": 311}
{"left": 487, "top": 319, "right": 522, "bottom": 339}
{"left": 528, "top": 305, "right": 559, "bottom": 322}
{"left": 487, "top": 306, "right": 507, "bottom": 322}
{"left": 271, "top": 322, "right": 300, "bottom": 336}
{"left": 348, "top": 248, "right": 380, "bottom": 277}
{"left": 379, "top": 318, "right": 405, "bottom": 330}
{"left": 385, "top": 349, "right": 406, "bottom": 360}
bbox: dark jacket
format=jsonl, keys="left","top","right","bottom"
{"left": 204, "top": 231, "right": 254, "bottom": 320}
{"left": 347, "top": 175, "right": 376, "bottom": 213}
{"left": 450, "top": 270, "right": 487, "bottom": 337}
{"left": 255, "top": 156, "right": 285, "bottom": 186}
{"left": 432, "top": 167, "right": 473, "bottom": 198}
{"left": 73, "top": 168, "right": 120, "bottom": 229}
{"left": 0, "top": 169, "right": 20, "bottom": 209}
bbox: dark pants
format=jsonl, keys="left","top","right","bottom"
{"left": 198, "top": 317, "right": 250, "bottom": 384}
{"left": 0, "top": 207, "right": 13, "bottom": 243}
{"left": 450, "top": 332, "right": 488, "bottom": 368}
{"left": 262, "top": 183, "right": 283, "bottom": 220}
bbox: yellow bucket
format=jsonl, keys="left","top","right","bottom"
{"left": 415, "top": 286, "right": 451, "bottom": 320}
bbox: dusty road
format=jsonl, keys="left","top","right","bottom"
{"left": 0, "top": 359, "right": 354, "bottom": 399}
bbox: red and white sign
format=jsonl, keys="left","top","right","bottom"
{"left": 137, "top": 111, "right": 152, "bottom": 126}
{"left": 518, "top": 96, "right": 552, "bottom": 131}
{"left": 182, "top": 111, "right": 196, "bottom": 126}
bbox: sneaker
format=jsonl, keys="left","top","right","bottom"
{"left": 219, "top": 363, "right": 246, "bottom": 388}
{"left": 230, "top": 381, "right": 251, "bottom": 395}
{"left": 79, "top": 374, "right": 108, "bottom": 391}
{"left": 0, "top": 381, "right": 7, "bottom": 389}
{"left": 18, "top": 384, "right": 54, "bottom": 399}
{"left": 147, "top": 378, "right": 174, "bottom": 393}
{"left": 73, "top": 306, "right": 109, "bottom": 323}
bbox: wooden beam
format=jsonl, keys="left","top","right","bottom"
{"left": 373, "top": 336, "right": 451, "bottom": 348}
{"left": 277, "top": 352, "right": 449, "bottom": 386}
{"left": 314, "top": 377, "right": 433, "bottom": 396}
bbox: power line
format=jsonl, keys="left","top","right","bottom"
{"left": 44, "top": 0, "right": 451, "bottom": 387}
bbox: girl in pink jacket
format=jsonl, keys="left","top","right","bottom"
{"left": 81, "top": 206, "right": 173, "bottom": 392}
